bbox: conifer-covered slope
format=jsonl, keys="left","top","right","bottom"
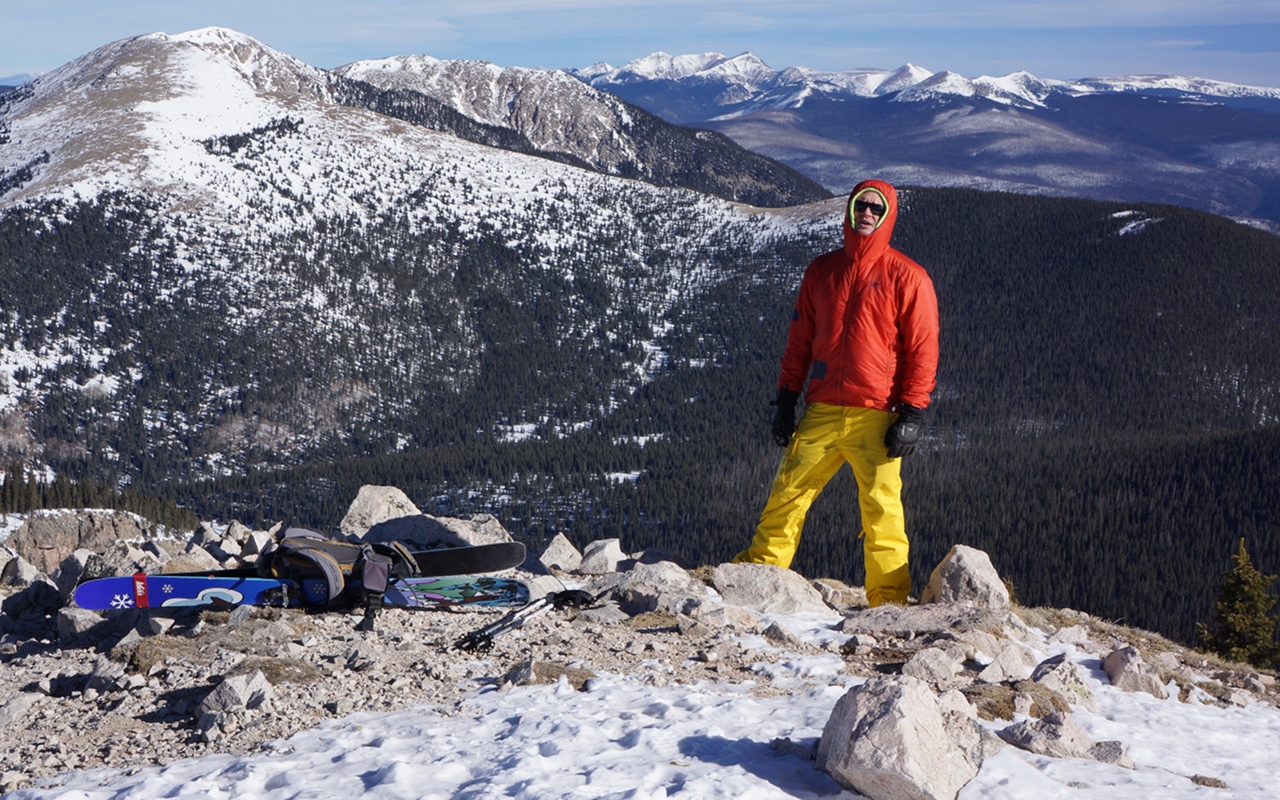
{"left": 180, "top": 190, "right": 1280, "bottom": 646}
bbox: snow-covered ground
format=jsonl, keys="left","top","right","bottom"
{"left": 9, "top": 610, "right": 1280, "bottom": 799}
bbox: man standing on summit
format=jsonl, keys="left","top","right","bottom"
{"left": 733, "top": 179, "right": 939, "bottom": 607}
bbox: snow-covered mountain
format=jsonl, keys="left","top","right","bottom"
{"left": 575, "top": 53, "right": 1280, "bottom": 230}
{"left": 576, "top": 51, "right": 1280, "bottom": 114}
{"left": 332, "top": 54, "right": 826, "bottom": 206}
{"left": 0, "top": 28, "right": 832, "bottom": 482}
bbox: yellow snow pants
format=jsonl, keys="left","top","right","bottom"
{"left": 733, "top": 402, "right": 911, "bottom": 607}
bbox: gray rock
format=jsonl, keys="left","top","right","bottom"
{"left": 56, "top": 607, "right": 106, "bottom": 640}
{"left": 818, "top": 675, "right": 983, "bottom": 800}
{"left": 710, "top": 562, "right": 831, "bottom": 615}
{"left": 579, "top": 539, "right": 628, "bottom": 574}
{"left": 339, "top": 485, "right": 422, "bottom": 537}
{"left": 762, "top": 621, "right": 811, "bottom": 649}
{"left": 976, "top": 644, "right": 1038, "bottom": 684}
{"left": 53, "top": 548, "right": 97, "bottom": 600}
{"left": 539, "top": 533, "right": 582, "bottom": 572}
{"left": 224, "top": 521, "right": 252, "bottom": 544}
{"left": 902, "top": 647, "right": 964, "bottom": 687}
{"left": 361, "top": 512, "right": 514, "bottom": 548}
{"left": 145, "top": 616, "right": 176, "bottom": 636}
{"left": 919, "top": 545, "right": 1010, "bottom": 609}
{"left": 7, "top": 510, "right": 152, "bottom": 575}
{"left": 0, "top": 693, "right": 39, "bottom": 727}
{"left": 997, "top": 711, "right": 1095, "bottom": 759}
{"left": 239, "top": 531, "right": 274, "bottom": 558}
{"left": 684, "top": 600, "right": 758, "bottom": 629}
{"left": 1031, "top": 654, "right": 1097, "bottom": 712}
{"left": 199, "top": 670, "right": 274, "bottom": 715}
{"left": 1089, "top": 739, "right": 1136, "bottom": 769}
{"left": 1102, "top": 646, "right": 1169, "bottom": 699}
{"left": 838, "top": 603, "right": 1030, "bottom": 644}
{"left": 345, "top": 642, "right": 380, "bottom": 672}
{"left": 85, "top": 656, "right": 127, "bottom": 693}
{"left": 171, "top": 544, "right": 223, "bottom": 573}
{"left": 1048, "top": 625, "right": 1091, "bottom": 648}
{"left": 0, "top": 579, "right": 60, "bottom": 620}
{"left": 612, "top": 561, "right": 707, "bottom": 615}
{"left": 813, "top": 579, "right": 864, "bottom": 610}
{"left": 1, "top": 554, "right": 42, "bottom": 587}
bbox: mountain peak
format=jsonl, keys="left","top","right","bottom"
{"left": 607, "top": 52, "right": 734, "bottom": 83}
{"left": 1, "top": 27, "right": 337, "bottom": 209}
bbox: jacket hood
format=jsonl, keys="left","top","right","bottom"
{"left": 842, "top": 179, "right": 897, "bottom": 263}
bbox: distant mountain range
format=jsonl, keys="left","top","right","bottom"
{"left": 571, "top": 52, "right": 1280, "bottom": 232}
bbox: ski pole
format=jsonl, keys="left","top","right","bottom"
{"left": 452, "top": 589, "right": 603, "bottom": 652}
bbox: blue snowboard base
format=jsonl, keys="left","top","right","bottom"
{"left": 73, "top": 572, "right": 529, "bottom": 611}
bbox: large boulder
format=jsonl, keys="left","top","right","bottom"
{"left": 919, "top": 545, "right": 1010, "bottom": 609}
{"left": 579, "top": 539, "right": 627, "bottom": 574}
{"left": 338, "top": 486, "right": 422, "bottom": 538}
{"left": 710, "top": 562, "right": 832, "bottom": 615}
{"left": 817, "top": 675, "right": 984, "bottom": 800}
{"left": 7, "top": 511, "right": 152, "bottom": 575}
{"left": 360, "top": 512, "right": 513, "bottom": 548}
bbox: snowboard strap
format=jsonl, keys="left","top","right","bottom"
{"left": 132, "top": 572, "right": 151, "bottom": 608}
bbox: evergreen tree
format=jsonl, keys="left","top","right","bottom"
{"left": 1197, "top": 538, "right": 1280, "bottom": 669}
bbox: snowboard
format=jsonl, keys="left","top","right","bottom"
{"left": 163, "top": 540, "right": 527, "bottom": 581}
{"left": 73, "top": 572, "right": 530, "bottom": 611}
{"left": 409, "top": 541, "right": 526, "bottom": 577}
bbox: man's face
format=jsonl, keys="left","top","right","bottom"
{"left": 850, "top": 190, "right": 887, "bottom": 236}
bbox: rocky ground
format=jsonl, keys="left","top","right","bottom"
{"left": 1, "top": 498, "right": 1277, "bottom": 796}
{"left": 3, "top": 565, "right": 1277, "bottom": 795}
{"left": 0, "top": 569, "right": 822, "bottom": 792}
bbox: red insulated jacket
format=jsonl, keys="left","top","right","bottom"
{"left": 777, "top": 180, "right": 939, "bottom": 411}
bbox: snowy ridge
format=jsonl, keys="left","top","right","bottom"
{"left": 1, "top": 28, "right": 819, "bottom": 243}
{"left": 335, "top": 55, "right": 642, "bottom": 167}
{"left": 578, "top": 51, "right": 1280, "bottom": 111}
{"left": 1065, "top": 73, "right": 1280, "bottom": 99}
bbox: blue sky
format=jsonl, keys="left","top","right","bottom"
{"left": 3, "top": 1, "right": 1280, "bottom": 87}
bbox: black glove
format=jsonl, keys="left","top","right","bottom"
{"left": 770, "top": 389, "right": 801, "bottom": 447}
{"left": 885, "top": 403, "right": 926, "bottom": 458}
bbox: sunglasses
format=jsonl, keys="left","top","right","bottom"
{"left": 853, "top": 199, "right": 886, "bottom": 217}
